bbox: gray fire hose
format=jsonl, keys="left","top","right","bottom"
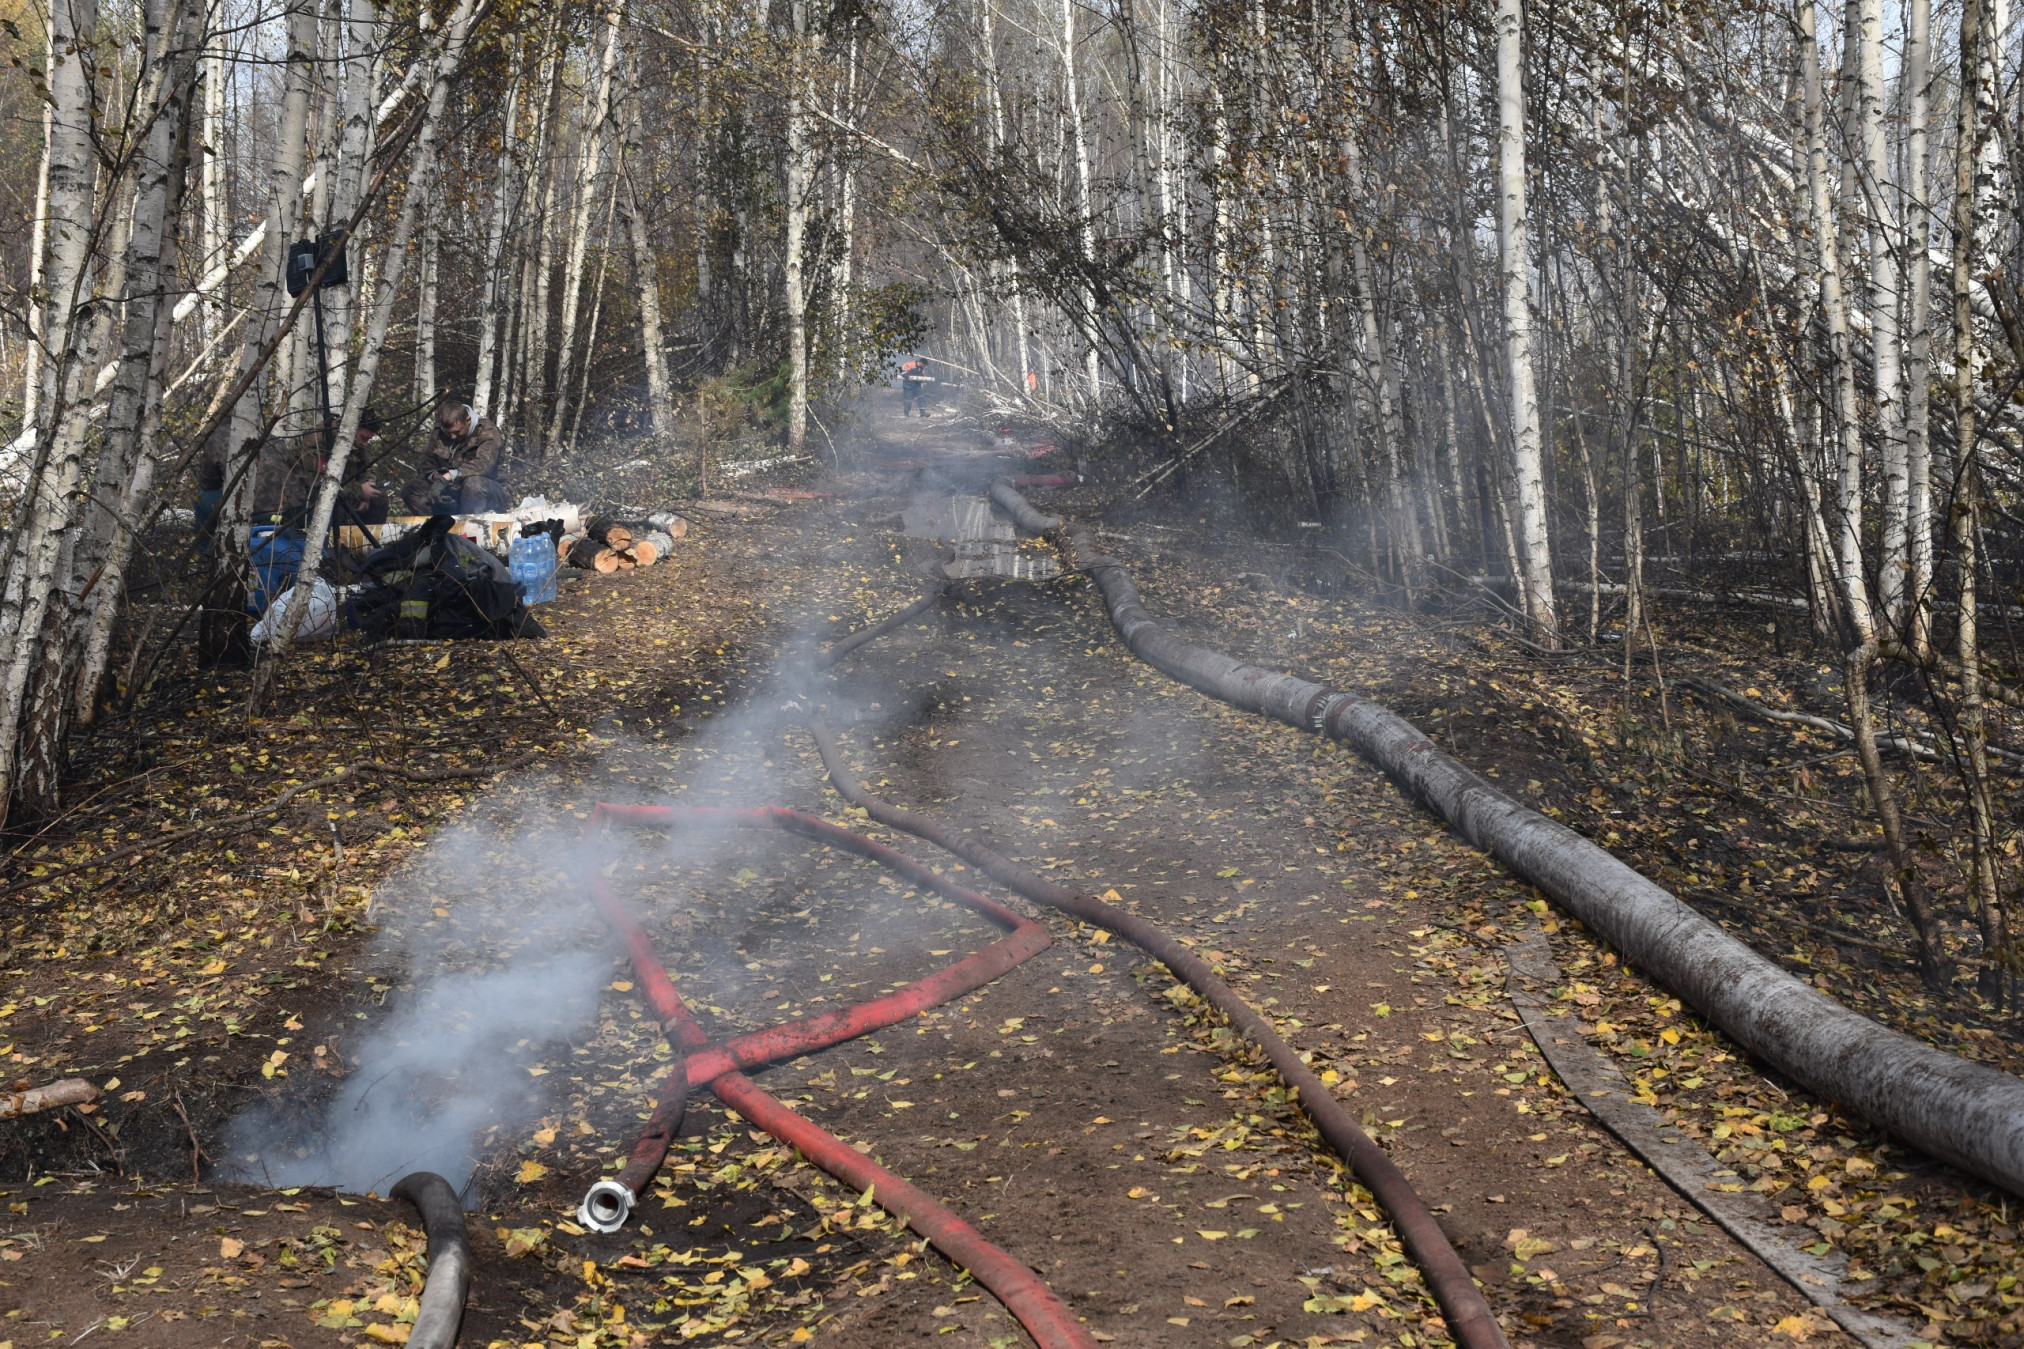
{"left": 988, "top": 480, "right": 2024, "bottom": 1202}
{"left": 391, "top": 1172, "right": 471, "bottom": 1349}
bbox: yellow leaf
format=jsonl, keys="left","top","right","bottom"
{"left": 1196, "top": 1230, "right": 1227, "bottom": 1240}
{"left": 516, "top": 1160, "right": 548, "bottom": 1184}
{"left": 1773, "top": 1315, "right": 1814, "bottom": 1340}
{"left": 77, "top": 1235, "right": 106, "bottom": 1243}
{"left": 198, "top": 959, "right": 226, "bottom": 976}
{"left": 1660, "top": 1029, "right": 1681, "bottom": 1046}
{"left": 219, "top": 1237, "right": 244, "bottom": 1259}
{"left": 364, "top": 1323, "right": 411, "bottom": 1344}
{"left": 790, "top": 1331, "right": 813, "bottom": 1344}
{"left": 101, "top": 1078, "right": 120, "bottom": 1092}
{"left": 610, "top": 981, "right": 633, "bottom": 992}
{"left": 1350, "top": 1291, "right": 1383, "bottom": 1312}
{"left": 433, "top": 653, "right": 451, "bottom": 670}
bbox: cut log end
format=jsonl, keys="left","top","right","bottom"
{"left": 0, "top": 1078, "right": 98, "bottom": 1121}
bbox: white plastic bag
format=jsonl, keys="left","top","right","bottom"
{"left": 252, "top": 577, "right": 342, "bottom": 643}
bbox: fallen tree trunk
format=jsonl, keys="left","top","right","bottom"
{"left": 988, "top": 484, "right": 2024, "bottom": 1201}
{"left": 1678, "top": 675, "right": 2024, "bottom": 770}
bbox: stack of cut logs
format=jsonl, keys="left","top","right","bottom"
{"left": 561, "top": 516, "right": 681, "bottom": 574}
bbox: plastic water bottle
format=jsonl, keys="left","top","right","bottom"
{"left": 509, "top": 532, "right": 558, "bottom": 605}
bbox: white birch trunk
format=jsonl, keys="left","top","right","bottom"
{"left": 272, "top": 0, "right": 479, "bottom": 654}
{"left": 1062, "top": 0, "right": 1100, "bottom": 403}
{"left": 0, "top": 0, "right": 99, "bottom": 763}
{"left": 545, "top": 0, "right": 625, "bottom": 451}
{"left": 783, "top": 0, "right": 811, "bottom": 454}
{"left": 831, "top": 26, "right": 857, "bottom": 344}
{"left": 75, "top": 0, "right": 199, "bottom": 722}
{"left": 223, "top": 0, "right": 318, "bottom": 534}
{"left": 415, "top": 212, "right": 438, "bottom": 404}
{"left": 2, "top": 0, "right": 197, "bottom": 813}
{"left": 22, "top": 101, "right": 52, "bottom": 434}
{"left": 978, "top": 0, "right": 1032, "bottom": 399}
{"left": 1797, "top": 0, "right": 1873, "bottom": 641}
{"left": 472, "top": 69, "right": 520, "bottom": 418}
{"left": 1842, "top": 0, "right": 1907, "bottom": 637}
{"left": 522, "top": 43, "right": 566, "bottom": 454}
{"left": 1341, "top": 135, "right": 1424, "bottom": 593}
{"left": 619, "top": 60, "right": 673, "bottom": 444}
{"left": 202, "top": 33, "right": 225, "bottom": 285}
{"left": 1493, "top": 0, "right": 1556, "bottom": 639}
{"left": 324, "top": 0, "right": 379, "bottom": 417}
{"left": 29, "top": 0, "right": 102, "bottom": 450}
{"left": 1903, "top": 0, "right": 1935, "bottom": 652}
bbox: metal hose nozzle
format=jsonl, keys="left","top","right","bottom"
{"left": 577, "top": 1177, "right": 635, "bottom": 1234}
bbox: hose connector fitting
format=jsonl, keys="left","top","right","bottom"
{"left": 577, "top": 1178, "right": 636, "bottom": 1234}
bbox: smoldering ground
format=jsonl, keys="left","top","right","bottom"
{"left": 217, "top": 807, "right": 619, "bottom": 1198}
{"left": 213, "top": 625, "right": 991, "bottom": 1203}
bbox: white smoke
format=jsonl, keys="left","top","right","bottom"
{"left": 223, "top": 953, "right": 606, "bottom": 1195}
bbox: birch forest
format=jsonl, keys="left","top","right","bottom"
{"left": 5, "top": 0, "right": 2024, "bottom": 1004}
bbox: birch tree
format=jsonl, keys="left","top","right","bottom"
{"left": 1494, "top": 0, "right": 1556, "bottom": 640}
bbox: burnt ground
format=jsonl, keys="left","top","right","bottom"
{"left": 0, "top": 391, "right": 2016, "bottom": 1348}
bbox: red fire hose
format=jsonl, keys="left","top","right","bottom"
{"left": 579, "top": 802, "right": 1099, "bottom": 1349}
{"left": 800, "top": 718, "right": 1511, "bottom": 1349}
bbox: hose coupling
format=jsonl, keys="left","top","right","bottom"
{"left": 577, "top": 1178, "right": 636, "bottom": 1234}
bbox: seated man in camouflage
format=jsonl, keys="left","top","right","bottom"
{"left": 402, "top": 401, "right": 509, "bottom": 515}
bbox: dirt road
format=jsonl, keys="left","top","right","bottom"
{"left": 1, "top": 396, "right": 1961, "bottom": 1347}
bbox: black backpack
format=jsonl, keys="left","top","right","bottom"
{"left": 346, "top": 516, "right": 545, "bottom": 640}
